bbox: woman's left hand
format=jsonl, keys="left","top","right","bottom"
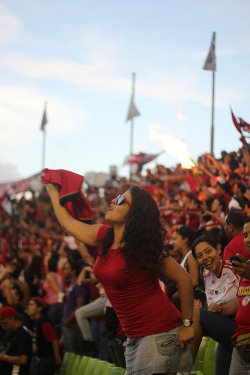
{"left": 207, "top": 302, "right": 222, "bottom": 313}
{"left": 177, "top": 326, "right": 195, "bottom": 349}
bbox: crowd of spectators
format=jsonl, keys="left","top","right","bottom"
{"left": 0, "top": 144, "right": 250, "bottom": 374}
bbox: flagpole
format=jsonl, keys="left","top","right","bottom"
{"left": 42, "top": 126, "right": 46, "bottom": 170}
{"left": 210, "top": 69, "right": 215, "bottom": 156}
{"left": 130, "top": 72, "right": 136, "bottom": 155}
{"left": 203, "top": 32, "right": 216, "bottom": 156}
{"left": 41, "top": 101, "right": 47, "bottom": 171}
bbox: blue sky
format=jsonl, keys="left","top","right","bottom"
{"left": 1, "top": 0, "right": 250, "bottom": 182}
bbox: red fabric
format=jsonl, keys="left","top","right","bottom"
{"left": 185, "top": 208, "right": 200, "bottom": 231}
{"left": 0, "top": 306, "right": 17, "bottom": 319}
{"left": 34, "top": 297, "right": 47, "bottom": 310}
{"left": 41, "top": 322, "right": 57, "bottom": 342}
{"left": 223, "top": 234, "right": 250, "bottom": 266}
{"left": 42, "top": 168, "right": 93, "bottom": 221}
{"left": 94, "top": 225, "right": 182, "bottom": 337}
{"left": 231, "top": 108, "right": 242, "bottom": 135}
{"left": 239, "top": 117, "right": 250, "bottom": 133}
{"left": 184, "top": 175, "right": 199, "bottom": 194}
{"left": 231, "top": 277, "right": 250, "bottom": 344}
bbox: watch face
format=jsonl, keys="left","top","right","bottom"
{"left": 183, "top": 319, "right": 193, "bottom": 327}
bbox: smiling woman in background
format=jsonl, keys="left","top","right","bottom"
{"left": 191, "top": 235, "right": 239, "bottom": 375}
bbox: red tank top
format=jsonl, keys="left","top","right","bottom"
{"left": 93, "top": 225, "right": 182, "bottom": 337}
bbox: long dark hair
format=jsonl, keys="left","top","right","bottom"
{"left": 99, "top": 186, "right": 167, "bottom": 274}
{"left": 175, "top": 225, "right": 195, "bottom": 248}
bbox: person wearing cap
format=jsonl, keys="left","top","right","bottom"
{"left": 0, "top": 306, "right": 32, "bottom": 375}
{"left": 27, "top": 297, "right": 62, "bottom": 375}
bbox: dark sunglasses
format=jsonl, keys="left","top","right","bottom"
{"left": 116, "top": 195, "right": 133, "bottom": 208}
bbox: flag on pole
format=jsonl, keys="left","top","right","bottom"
{"left": 123, "top": 151, "right": 161, "bottom": 166}
{"left": 230, "top": 107, "right": 242, "bottom": 134}
{"left": 239, "top": 135, "right": 248, "bottom": 145}
{"left": 126, "top": 97, "right": 140, "bottom": 122}
{"left": 239, "top": 118, "right": 250, "bottom": 133}
{"left": 230, "top": 107, "right": 248, "bottom": 145}
{"left": 40, "top": 104, "right": 48, "bottom": 131}
{"left": 203, "top": 33, "right": 216, "bottom": 72}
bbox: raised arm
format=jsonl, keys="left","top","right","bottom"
{"left": 46, "top": 184, "right": 102, "bottom": 246}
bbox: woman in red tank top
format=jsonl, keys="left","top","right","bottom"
{"left": 45, "top": 177, "right": 194, "bottom": 375}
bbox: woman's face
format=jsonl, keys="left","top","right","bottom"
{"left": 194, "top": 241, "right": 221, "bottom": 275}
{"left": 27, "top": 299, "right": 39, "bottom": 317}
{"left": 172, "top": 231, "right": 187, "bottom": 252}
{"left": 243, "top": 222, "right": 250, "bottom": 254}
{"left": 105, "top": 190, "right": 132, "bottom": 225}
{"left": 211, "top": 198, "right": 220, "bottom": 212}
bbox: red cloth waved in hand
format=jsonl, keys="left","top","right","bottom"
{"left": 41, "top": 168, "right": 93, "bottom": 221}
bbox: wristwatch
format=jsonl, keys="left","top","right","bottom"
{"left": 182, "top": 319, "right": 193, "bottom": 327}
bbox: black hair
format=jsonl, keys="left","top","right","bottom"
{"left": 10, "top": 263, "right": 22, "bottom": 279}
{"left": 192, "top": 234, "right": 219, "bottom": 259}
{"left": 99, "top": 186, "right": 167, "bottom": 274}
{"left": 163, "top": 244, "right": 174, "bottom": 252}
{"left": 68, "top": 260, "right": 81, "bottom": 276}
{"left": 213, "top": 197, "right": 226, "bottom": 212}
{"left": 225, "top": 208, "right": 248, "bottom": 229}
{"left": 229, "top": 172, "right": 241, "bottom": 181}
{"left": 32, "top": 298, "right": 47, "bottom": 314}
{"left": 217, "top": 182, "right": 231, "bottom": 195}
{"left": 229, "top": 156, "right": 239, "bottom": 171}
{"left": 244, "top": 216, "right": 250, "bottom": 225}
{"left": 175, "top": 225, "right": 196, "bottom": 248}
{"left": 47, "top": 256, "right": 58, "bottom": 273}
{"left": 237, "top": 182, "right": 247, "bottom": 195}
{"left": 13, "top": 286, "right": 24, "bottom": 302}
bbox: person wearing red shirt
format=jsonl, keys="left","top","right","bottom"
{"left": 45, "top": 180, "right": 194, "bottom": 375}
{"left": 229, "top": 218, "right": 250, "bottom": 374}
{"left": 223, "top": 209, "right": 249, "bottom": 267}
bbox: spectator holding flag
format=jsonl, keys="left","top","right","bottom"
{"left": 45, "top": 177, "right": 194, "bottom": 375}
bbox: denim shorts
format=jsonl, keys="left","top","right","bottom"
{"left": 124, "top": 326, "right": 193, "bottom": 375}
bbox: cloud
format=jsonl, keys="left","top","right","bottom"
{"left": 0, "top": 84, "right": 89, "bottom": 167}
{"left": 0, "top": 4, "right": 22, "bottom": 44}
{"left": 0, "top": 161, "right": 21, "bottom": 183}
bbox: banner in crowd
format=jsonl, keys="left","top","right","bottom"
{"left": 0, "top": 173, "right": 41, "bottom": 199}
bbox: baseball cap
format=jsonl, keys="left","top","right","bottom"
{"left": 33, "top": 297, "right": 47, "bottom": 310}
{"left": 0, "top": 306, "right": 17, "bottom": 320}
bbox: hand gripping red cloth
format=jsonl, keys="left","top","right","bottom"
{"left": 41, "top": 168, "right": 93, "bottom": 221}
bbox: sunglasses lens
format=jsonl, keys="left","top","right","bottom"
{"left": 117, "top": 196, "right": 125, "bottom": 205}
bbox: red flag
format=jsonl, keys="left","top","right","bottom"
{"left": 124, "top": 152, "right": 161, "bottom": 166}
{"left": 41, "top": 169, "right": 93, "bottom": 221}
{"left": 239, "top": 118, "right": 250, "bottom": 133}
{"left": 239, "top": 135, "right": 248, "bottom": 145}
{"left": 230, "top": 107, "right": 242, "bottom": 134}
